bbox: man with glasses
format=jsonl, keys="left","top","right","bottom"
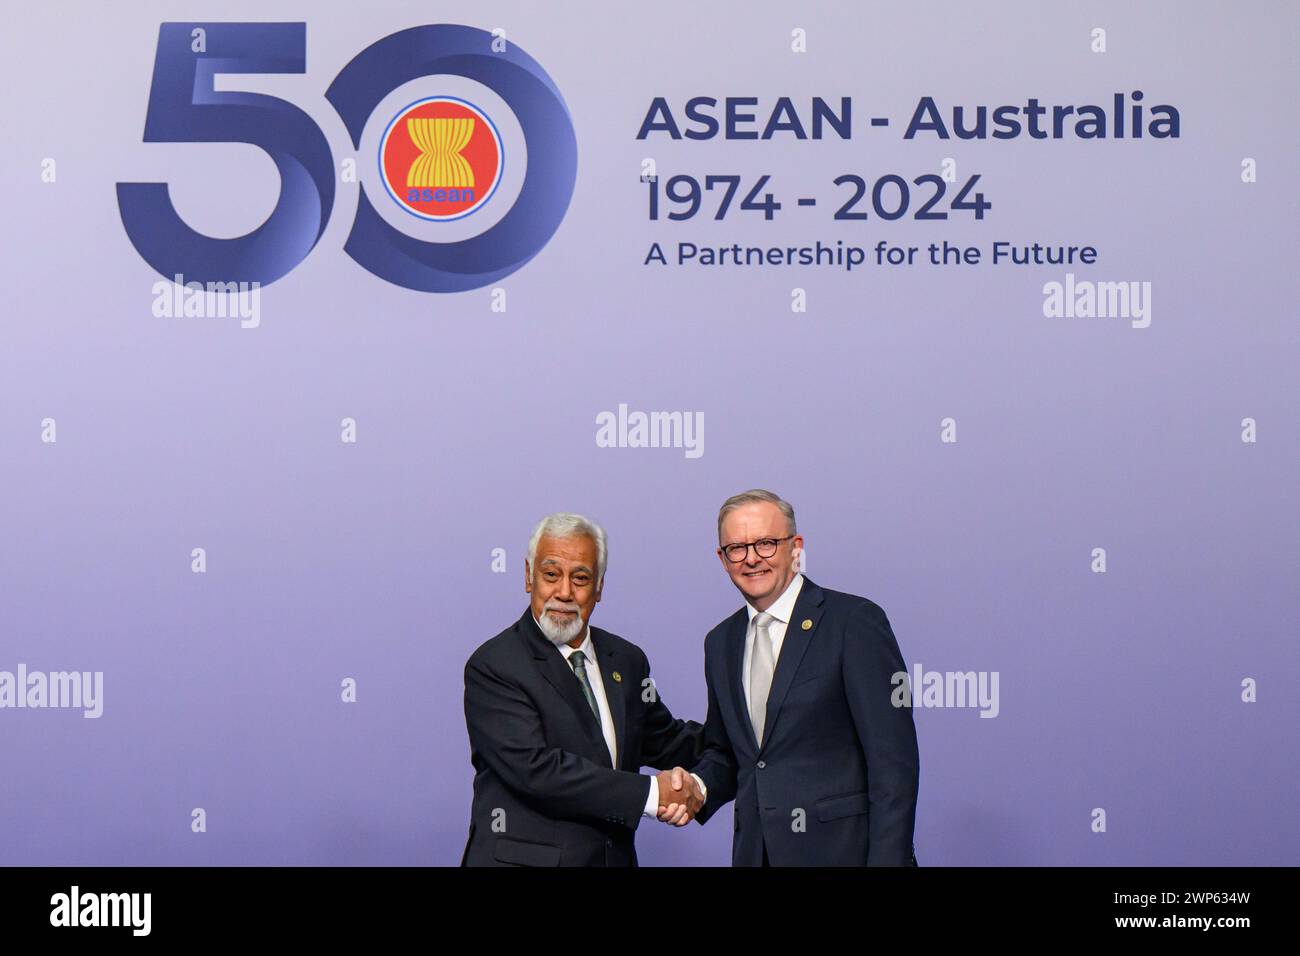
{"left": 663, "top": 489, "right": 920, "bottom": 865}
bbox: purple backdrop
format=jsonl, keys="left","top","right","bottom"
{"left": 0, "top": 0, "right": 1296, "bottom": 865}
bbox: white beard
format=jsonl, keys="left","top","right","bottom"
{"left": 537, "top": 608, "right": 585, "bottom": 645}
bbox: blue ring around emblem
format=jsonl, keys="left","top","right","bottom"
{"left": 324, "top": 23, "right": 578, "bottom": 292}
{"left": 377, "top": 95, "right": 505, "bottom": 222}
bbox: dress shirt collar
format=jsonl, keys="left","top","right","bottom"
{"left": 744, "top": 572, "right": 804, "bottom": 626}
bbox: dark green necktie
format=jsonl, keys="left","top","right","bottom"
{"left": 568, "top": 650, "right": 600, "bottom": 720}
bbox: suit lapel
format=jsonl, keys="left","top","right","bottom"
{"left": 721, "top": 609, "right": 758, "bottom": 755}
{"left": 760, "top": 577, "right": 826, "bottom": 750}
{"left": 594, "top": 631, "right": 629, "bottom": 770}
{"left": 521, "top": 611, "right": 609, "bottom": 765}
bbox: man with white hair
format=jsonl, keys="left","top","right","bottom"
{"left": 462, "top": 512, "right": 705, "bottom": 866}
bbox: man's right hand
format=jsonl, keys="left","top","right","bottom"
{"left": 656, "top": 767, "right": 702, "bottom": 826}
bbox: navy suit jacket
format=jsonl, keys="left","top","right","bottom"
{"left": 692, "top": 577, "right": 920, "bottom": 866}
{"left": 462, "top": 609, "right": 703, "bottom": 866}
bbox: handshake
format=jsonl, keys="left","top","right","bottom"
{"left": 654, "top": 767, "right": 704, "bottom": 826}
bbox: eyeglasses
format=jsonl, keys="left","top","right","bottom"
{"left": 718, "top": 535, "right": 794, "bottom": 564}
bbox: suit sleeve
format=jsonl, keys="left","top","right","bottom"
{"left": 636, "top": 651, "right": 705, "bottom": 772}
{"left": 689, "top": 635, "right": 738, "bottom": 824}
{"left": 464, "top": 654, "right": 650, "bottom": 829}
{"left": 842, "top": 602, "right": 920, "bottom": 865}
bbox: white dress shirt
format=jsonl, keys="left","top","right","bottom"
{"left": 742, "top": 573, "right": 806, "bottom": 716}
{"left": 542, "top": 620, "right": 661, "bottom": 817}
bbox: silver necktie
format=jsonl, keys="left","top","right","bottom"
{"left": 748, "top": 611, "right": 776, "bottom": 745}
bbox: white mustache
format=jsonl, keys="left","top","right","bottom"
{"left": 544, "top": 601, "right": 581, "bottom": 615}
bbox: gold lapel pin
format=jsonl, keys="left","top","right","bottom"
{"left": 801, "top": 619, "right": 813, "bottom": 631}
{"left": 612, "top": 671, "right": 622, "bottom": 682}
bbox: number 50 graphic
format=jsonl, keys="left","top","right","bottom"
{"left": 116, "top": 23, "right": 577, "bottom": 292}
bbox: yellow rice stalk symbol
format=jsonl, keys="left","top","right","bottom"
{"left": 406, "top": 117, "right": 476, "bottom": 188}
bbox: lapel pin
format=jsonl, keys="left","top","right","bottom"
{"left": 612, "top": 671, "right": 622, "bottom": 682}
{"left": 801, "top": 619, "right": 813, "bottom": 631}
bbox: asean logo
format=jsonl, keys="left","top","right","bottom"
{"left": 118, "top": 23, "right": 577, "bottom": 292}
{"left": 379, "top": 96, "right": 503, "bottom": 221}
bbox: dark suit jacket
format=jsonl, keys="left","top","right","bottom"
{"left": 462, "top": 609, "right": 704, "bottom": 866}
{"left": 692, "top": 576, "right": 920, "bottom": 866}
